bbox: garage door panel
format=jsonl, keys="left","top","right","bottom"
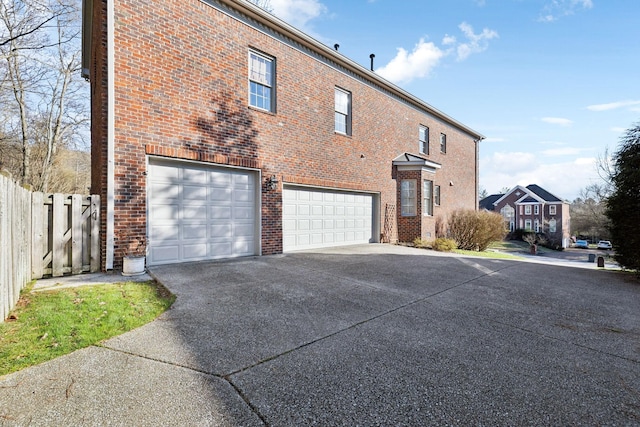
{"left": 210, "top": 188, "right": 231, "bottom": 201}
{"left": 150, "top": 245, "right": 180, "bottom": 263}
{"left": 183, "top": 224, "right": 206, "bottom": 240}
{"left": 183, "top": 243, "right": 208, "bottom": 260}
{"left": 183, "top": 168, "right": 207, "bottom": 184}
{"left": 151, "top": 204, "right": 178, "bottom": 221}
{"left": 148, "top": 159, "right": 257, "bottom": 265}
{"left": 210, "top": 206, "right": 232, "bottom": 219}
{"left": 283, "top": 186, "right": 374, "bottom": 251}
{"left": 150, "top": 224, "right": 179, "bottom": 241}
{"left": 209, "top": 224, "right": 232, "bottom": 238}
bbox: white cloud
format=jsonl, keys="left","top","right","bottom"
{"left": 538, "top": 0, "right": 593, "bottom": 22}
{"left": 376, "top": 39, "right": 445, "bottom": 84}
{"left": 270, "top": 0, "right": 328, "bottom": 29}
{"left": 456, "top": 22, "right": 499, "bottom": 61}
{"left": 541, "top": 117, "right": 573, "bottom": 126}
{"left": 482, "top": 137, "right": 506, "bottom": 143}
{"left": 480, "top": 152, "right": 598, "bottom": 200}
{"left": 611, "top": 127, "right": 626, "bottom": 133}
{"left": 378, "top": 23, "right": 497, "bottom": 84}
{"left": 586, "top": 100, "right": 640, "bottom": 111}
{"left": 541, "top": 147, "right": 584, "bottom": 156}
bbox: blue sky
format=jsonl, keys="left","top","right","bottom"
{"left": 262, "top": 0, "right": 640, "bottom": 201}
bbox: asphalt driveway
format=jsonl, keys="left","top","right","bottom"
{"left": 1, "top": 244, "right": 639, "bottom": 426}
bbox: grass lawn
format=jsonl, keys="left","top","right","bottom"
{"left": 453, "top": 248, "right": 525, "bottom": 260}
{"left": 0, "top": 281, "right": 175, "bottom": 376}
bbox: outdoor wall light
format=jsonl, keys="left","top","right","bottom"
{"left": 266, "top": 175, "right": 279, "bottom": 190}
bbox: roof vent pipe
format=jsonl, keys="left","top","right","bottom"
{"left": 334, "top": 43, "right": 339, "bottom": 51}
{"left": 369, "top": 53, "right": 375, "bottom": 71}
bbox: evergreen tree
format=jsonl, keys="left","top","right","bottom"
{"left": 606, "top": 121, "right": 640, "bottom": 270}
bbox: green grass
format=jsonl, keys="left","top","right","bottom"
{"left": 0, "top": 281, "right": 175, "bottom": 376}
{"left": 453, "top": 249, "right": 525, "bottom": 260}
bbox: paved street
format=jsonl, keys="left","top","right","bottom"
{"left": 1, "top": 244, "right": 639, "bottom": 426}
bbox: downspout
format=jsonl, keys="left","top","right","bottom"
{"left": 106, "top": 0, "right": 115, "bottom": 269}
{"left": 475, "top": 138, "right": 483, "bottom": 210}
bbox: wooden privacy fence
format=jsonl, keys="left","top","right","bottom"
{"left": 0, "top": 172, "right": 100, "bottom": 322}
{"left": 32, "top": 193, "right": 101, "bottom": 279}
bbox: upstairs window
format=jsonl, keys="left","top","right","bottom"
{"left": 419, "top": 126, "right": 429, "bottom": 155}
{"left": 335, "top": 87, "right": 352, "bottom": 135}
{"left": 549, "top": 205, "right": 557, "bottom": 215}
{"left": 401, "top": 180, "right": 416, "bottom": 216}
{"left": 434, "top": 185, "right": 441, "bottom": 206}
{"left": 440, "top": 133, "right": 447, "bottom": 153}
{"left": 525, "top": 205, "right": 532, "bottom": 215}
{"left": 423, "top": 180, "right": 433, "bottom": 216}
{"left": 534, "top": 204, "right": 539, "bottom": 215}
{"left": 249, "top": 50, "right": 275, "bottom": 112}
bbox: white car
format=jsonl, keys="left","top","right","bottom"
{"left": 597, "top": 240, "right": 612, "bottom": 250}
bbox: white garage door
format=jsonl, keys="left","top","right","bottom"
{"left": 147, "top": 159, "right": 258, "bottom": 265}
{"left": 283, "top": 186, "right": 374, "bottom": 251}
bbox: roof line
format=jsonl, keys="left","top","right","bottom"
{"left": 211, "top": 0, "right": 485, "bottom": 140}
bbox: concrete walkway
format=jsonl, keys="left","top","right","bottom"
{"left": 1, "top": 244, "right": 639, "bottom": 426}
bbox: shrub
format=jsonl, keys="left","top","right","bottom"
{"left": 448, "top": 209, "right": 506, "bottom": 251}
{"left": 413, "top": 237, "right": 430, "bottom": 248}
{"left": 432, "top": 237, "right": 457, "bottom": 252}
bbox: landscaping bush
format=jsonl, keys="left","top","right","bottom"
{"left": 432, "top": 237, "right": 457, "bottom": 252}
{"left": 447, "top": 209, "right": 506, "bottom": 251}
{"left": 413, "top": 237, "right": 430, "bottom": 248}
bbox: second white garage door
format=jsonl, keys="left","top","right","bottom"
{"left": 283, "top": 186, "right": 375, "bottom": 251}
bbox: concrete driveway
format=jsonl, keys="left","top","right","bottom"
{"left": 1, "top": 244, "right": 639, "bottom": 425}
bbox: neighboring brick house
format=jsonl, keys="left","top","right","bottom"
{"left": 480, "top": 184, "right": 571, "bottom": 248}
{"left": 83, "top": 0, "right": 484, "bottom": 269}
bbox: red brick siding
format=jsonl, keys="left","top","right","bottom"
{"left": 91, "top": 0, "right": 479, "bottom": 268}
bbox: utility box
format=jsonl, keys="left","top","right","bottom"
{"left": 588, "top": 254, "right": 596, "bottom": 263}
{"left": 597, "top": 256, "right": 605, "bottom": 268}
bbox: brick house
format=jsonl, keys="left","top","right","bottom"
{"left": 83, "top": 0, "right": 484, "bottom": 269}
{"left": 480, "top": 184, "right": 571, "bottom": 248}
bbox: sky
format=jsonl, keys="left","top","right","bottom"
{"left": 259, "top": 0, "right": 640, "bottom": 201}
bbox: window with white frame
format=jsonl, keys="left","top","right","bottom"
{"left": 401, "top": 180, "right": 416, "bottom": 216}
{"left": 525, "top": 205, "right": 532, "bottom": 214}
{"left": 534, "top": 204, "right": 539, "bottom": 215}
{"left": 423, "top": 180, "right": 433, "bottom": 216}
{"left": 549, "top": 218, "right": 557, "bottom": 233}
{"left": 334, "top": 87, "right": 351, "bottom": 135}
{"left": 549, "top": 205, "right": 556, "bottom": 215}
{"left": 525, "top": 219, "right": 532, "bottom": 230}
{"left": 535, "top": 219, "right": 540, "bottom": 232}
{"left": 434, "top": 185, "right": 441, "bottom": 206}
{"left": 440, "top": 133, "right": 447, "bottom": 153}
{"left": 248, "top": 50, "right": 275, "bottom": 112}
{"left": 419, "top": 126, "right": 429, "bottom": 155}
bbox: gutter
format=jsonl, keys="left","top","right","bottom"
{"left": 212, "top": 0, "right": 485, "bottom": 140}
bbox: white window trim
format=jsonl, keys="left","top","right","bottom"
{"left": 248, "top": 50, "right": 275, "bottom": 112}
{"left": 525, "top": 205, "right": 532, "bottom": 215}
{"left": 419, "top": 125, "right": 429, "bottom": 155}
{"left": 401, "top": 180, "right": 417, "bottom": 217}
{"left": 334, "top": 87, "right": 352, "bottom": 135}
{"left": 423, "top": 180, "right": 433, "bottom": 216}
{"left": 549, "top": 205, "right": 557, "bottom": 215}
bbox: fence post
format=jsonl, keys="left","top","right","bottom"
{"left": 71, "top": 194, "right": 83, "bottom": 274}
{"left": 32, "top": 192, "right": 44, "bottom": 279}
{"left": 52, "top": 193, "right": 65, "bottom": 277}
{"left": 90, "top": 195, "right": 101, "bottom": 272}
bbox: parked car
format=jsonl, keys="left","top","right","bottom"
{"left": 574, "top": 240, "right": 589, "bottom": 249}
{"left": 597, "top": 240, "right": 612, "bottom": 250}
